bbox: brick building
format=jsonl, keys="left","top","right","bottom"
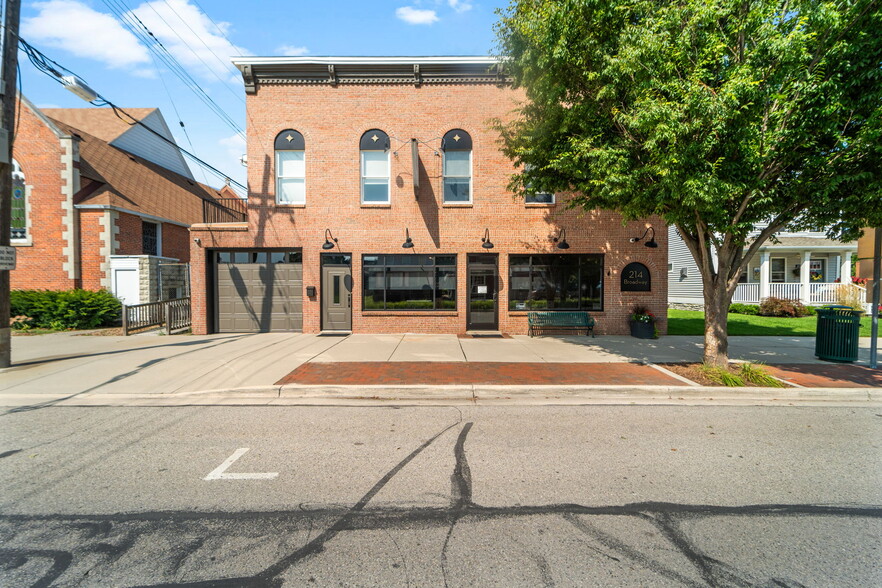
{"left": 11, "top": 96, "right": 233, "bottom": 304}
{"left": 189, "top": 57, "right": 667, "bottom": 335}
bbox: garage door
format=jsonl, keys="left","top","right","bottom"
{"left": 216, "top": 251, "right": 302, "bottom": 332}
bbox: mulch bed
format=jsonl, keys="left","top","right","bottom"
{"left": 661, "top": 363, "right": 793, "bottom": 387}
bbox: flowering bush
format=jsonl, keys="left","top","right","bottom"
{"left": 630, "top": 306, "right": 655, "bottom": 323}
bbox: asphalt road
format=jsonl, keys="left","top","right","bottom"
{"left": 0, "top": 404, "right": 880, "bottom": 587}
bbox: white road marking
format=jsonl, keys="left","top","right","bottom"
{"left": 204, "top": 448, "right": 279, "bottom": 480}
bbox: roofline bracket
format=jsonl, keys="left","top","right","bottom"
{"left": 413, "top": 64, "right": 421, "bottom": 88}
{"left": 242, "top": 64, "right": 256, "bottom": 94}
{"left": 328, "top": 64, "right": 337, "bottom": 86}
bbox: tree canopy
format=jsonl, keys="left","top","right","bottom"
{"left": 496, "top": 0, "right": 882, "bottom": 364}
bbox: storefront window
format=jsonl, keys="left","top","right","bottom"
{"left": 363, "top": 254, "right": 457, "bottom": 310}
{"left": 508, "top": 254, "right": 603, "bottom": 311}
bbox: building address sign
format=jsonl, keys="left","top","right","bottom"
{"left": 621, "top": 262, "right": 651, "bottom": 292}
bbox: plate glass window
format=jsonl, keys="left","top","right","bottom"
{"left": 363, "top": 254, "right": 456, "bottom": 310}
{"left": 275, "top": 130, "right": 306, "bottom": 205}
{"left": 509, "top": 254, "right": 603, "bottom": 311}
{"left": 442, "top": 129, "right": 472, "bottom": 203}
{"left": 360, "top": 129, "right": 390, "bottom": 204}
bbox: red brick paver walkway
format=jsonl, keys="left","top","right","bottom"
{"left": 276, "top": 362, "right": 687, "bottom": 386}
{"left": 766, "top": 364, "right": 882, "bottom": 388}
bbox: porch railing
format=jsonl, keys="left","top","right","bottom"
{"left": 122, "top": 297, "right": 191, "bottom": 335}
{"left": 732, "top": 282, "right": 869, "bottom": 310}
{"left": 732, "top": 283, "right": 759, "bottom": 303}
{"left": 203, "top": 198, "right": 247, "bottom": 223}
{"left": 769, "top": 283, "right": 801, "bottom": 301}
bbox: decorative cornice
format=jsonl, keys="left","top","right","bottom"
{"left": 232, "top": 56, "right": 509, "bottom": 94}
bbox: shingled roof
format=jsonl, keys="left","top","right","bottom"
{"left": 42, "top": 107, "right": 156, "bottom": 143}
{"left": 49, "top": 117, "right": 227, "bottom": 225}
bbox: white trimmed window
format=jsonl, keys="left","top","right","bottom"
{"left": 275, "top": 130, "right": 306, "bottom": 205}
{"left": 360, "top": 129, "right": 390, "bottom": 204}
{"left": 523, "top": 163, "right": 554, "bottom": 204}
{"left": 442, "top": 129, "right": 472, "bottom": 203}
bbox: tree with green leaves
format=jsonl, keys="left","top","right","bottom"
{"left": 495, "top": 0, "right": 882, "bottom": 366}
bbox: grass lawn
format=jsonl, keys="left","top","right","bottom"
{"left": 667, "top": 309, "right": 879, "bottom": 337}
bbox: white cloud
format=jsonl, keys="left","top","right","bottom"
{"left": 22, "top": 0, "right": 151, "bottom": 69}
{"left": 130, "top": 0, "right": 250, "bottom": 82}
{"left": 277, "top": 45, "right": 310, "bottom": 57}
{"left": 448, "top": 0, "right": 473, "bottom": 13}
{"left": 395, "top": 6, "right": 439, "bottom": 25}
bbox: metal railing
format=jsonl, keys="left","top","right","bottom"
{"left": 203, "top": 198, "right": 247, "bottom": 223}
{"left": 122, "top": 297, "right": 191, "bottom": 335}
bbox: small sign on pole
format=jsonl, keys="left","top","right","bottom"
{"left": 0, "top": 246, "right": 16, "bottom": 271}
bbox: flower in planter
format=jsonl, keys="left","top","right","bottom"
{"left": 630, "top": 306, "right": 655, "bottom": 323}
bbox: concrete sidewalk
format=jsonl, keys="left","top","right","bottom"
{"left": 1, "top": 331, "right": 879, "bottom": 408}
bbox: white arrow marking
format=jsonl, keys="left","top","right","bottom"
{"left": 204, "top": 448, "right": 278, "bottom": 480}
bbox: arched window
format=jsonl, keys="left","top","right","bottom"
{"left": 275, "top": 129, "right": 305, "bottom": 205}
{"left": 11, "top": 159, "right": 26, "bottom": 240}
{"left": 360, "top": 129, "right": 390, "bottom": 204}
{"left": 442, "top": 129, "right": 472, "bottom": 203}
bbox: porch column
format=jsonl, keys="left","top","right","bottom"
{"left": 800, "top": 251, "right": 812, "bottom": 304}
{"left": 760, "top": 252, "right": 771, "bottom": 300}
{"left": 840, "top": 253, "right": 852, "bottom": 284}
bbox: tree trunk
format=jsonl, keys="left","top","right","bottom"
{"left": 703, "top": 280, "right": 731, "bottom": 367}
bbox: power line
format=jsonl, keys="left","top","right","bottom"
{"left": 98, "top": 0, "right": 244, "bottom": 138}
{"left": 140, "top": 0, "right": 245, "bottom": 104}
{"left": 18, "top": 37, "right": 246, "bottom": 192}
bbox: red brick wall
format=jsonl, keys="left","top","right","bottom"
{"left": 10, "top": 101, "right": 75, "bottom": 291}
{"left": 115, "top": 212, "right": 142, "bottom": 255}
{"left": 78, "top": 210, "right": 107, "bottom": 291}
{"left": 161, "top": 223, "right": 190, "bottom": 262}
{"left": 191, "top": 82, "right": 668, "bottom": 335}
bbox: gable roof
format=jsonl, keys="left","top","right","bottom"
{"left": 41, "top": 107, "right": 156, "bottom": 143}
{"left": 49, "top": 118, "right": 225, "bottom": 225}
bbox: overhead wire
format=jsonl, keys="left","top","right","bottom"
{"left": 98, "top": 0, "right": 244, "bottom": 138}
{"left": 17, "top": 36, "right": 246, "bottom": 192}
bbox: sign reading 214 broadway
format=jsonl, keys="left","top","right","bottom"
{"left": 621, "top": 262, "right": 650, "bottom": 292}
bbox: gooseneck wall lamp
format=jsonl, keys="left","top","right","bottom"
{"left": 630, "top": 226, "right": 658, "bottom": 248}
{"left": 481, "top": 228, "right": 494, "bottom": 249}
{"left": 554, "top": 228, "right": 570, "bottom": 250}
{"left": 322, "top": 228, "right": 338, "bottom": 250}
{"left": 402, "top": 228, "right": 414, "bottom": 249}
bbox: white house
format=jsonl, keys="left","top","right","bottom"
{"left": 669, "top": 226, "right": 862, "bottom": 307}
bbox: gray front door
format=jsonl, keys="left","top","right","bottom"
{"left": 322, "top": 258, "right": 352, "bottom": 331}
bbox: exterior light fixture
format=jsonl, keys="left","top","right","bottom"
{"left": 553, "top": 228, "right": 570, "bottom": 250}
{"left": 322, "top": 228, "right": 338, "bottom": 250}
{"left": 481, "top": 228, "right": 494, "bottom": 249}
{"left": 630, "top": 226, "right": 658, "bottom": 248}
{"left": 402, "top": 228, "right": 414, "bottom": 249}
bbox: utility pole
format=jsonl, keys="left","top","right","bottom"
{"left": 0, "top": 0, "right": 21, "bottom": 368}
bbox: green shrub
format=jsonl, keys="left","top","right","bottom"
{"left": 759, "top": 297, "right": 809, "bottom": 317}
{"left": 699, "top": 364, "right": 744, "bottom": 386}
{"left": 728, "top": 303, "right": 760, "bottom": 315}
{"left": 10, "top": 289, "right": 121, "bottom": 330}
{"left": 738, "top": 362, "right": 786, "bottom": 387}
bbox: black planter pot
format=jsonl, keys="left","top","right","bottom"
{"left": 629, "top": 320, "right": 656, "bottom": 339}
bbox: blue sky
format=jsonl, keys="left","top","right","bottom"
{"left": 17, "top": 0, "right": 509, "bottom": 190}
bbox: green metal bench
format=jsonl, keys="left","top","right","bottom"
{"left": 528, "top": 311, "right": 595, "bottom": 337}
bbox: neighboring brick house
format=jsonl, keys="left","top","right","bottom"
{"left": 11, "top": 96, "right": 234, "bottom": 304}
{"left": 189, "top": 57, "right": 667, "bottom": 335}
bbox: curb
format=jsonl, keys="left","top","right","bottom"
{"left": 3, "top": 385, "right": 878, "bottom": 408}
